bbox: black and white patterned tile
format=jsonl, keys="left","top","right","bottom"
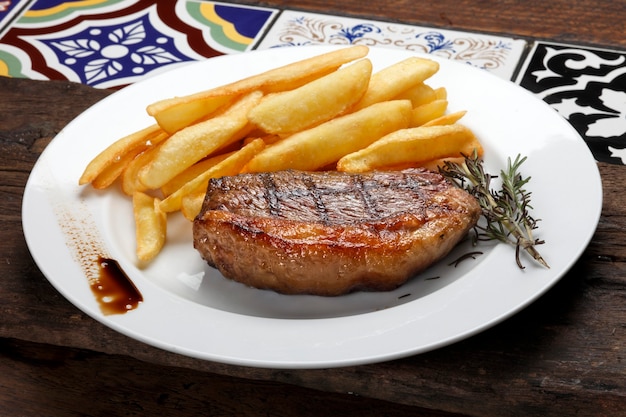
{"left": 517, "top": 42, "right": 626, "bottom": 164}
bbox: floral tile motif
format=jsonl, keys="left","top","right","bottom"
{"left": 0, "top": 0, "right": 28, "bottom": 35}
{"left": 517, "top": 42, "right": 626, "bottom": 164}
{"left": 0, "top": 0, "right": 277, "bottom": 88}
{"left": 257, "top": 10, "right": 527, "bottom": 81}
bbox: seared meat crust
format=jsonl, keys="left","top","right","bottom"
{"left": 193, "top": 168, "right": 481, "bottom": 296}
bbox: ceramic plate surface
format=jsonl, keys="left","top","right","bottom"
{"left": 22, "top": 46, "right": 602, "bottom": 369}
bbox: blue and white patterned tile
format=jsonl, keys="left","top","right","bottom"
{"left": 0, "top": 0, "right": 277, "bottom": 88}
{"left": 0, "top": 0, "right": 30, "bottom": 36}
{"left": 256, "top": 10, "right": 527, "bottom": 81}
{"left": 516, "top": 41, "right": 626, "bottom": 164}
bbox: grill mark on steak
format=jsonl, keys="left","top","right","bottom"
{"left": 402, "top": 171, "right": 430, "bottom": 194}
{"left": 302, "top": 173, "right": 330, "bottom": 224}
{"left": 261, "top": 172, "right": 281, "bottom": 217}
{"left": 354, "top": 174, "right": 380, "bottom": 221}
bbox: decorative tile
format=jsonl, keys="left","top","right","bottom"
{"left": 256, "top": 10, "right": 527, "bottom": 81}
{"left": 517, "top": 42, "right": 626, "bottom": 164}
{"left": 0, "top": 0, "right": 277, "bottom": 88}
{"left": 0, "top": 0, "right": 30, "bottom": 35}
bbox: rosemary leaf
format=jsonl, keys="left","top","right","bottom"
{"left": 439, "top": 151, "right": 549, "bottom": 269}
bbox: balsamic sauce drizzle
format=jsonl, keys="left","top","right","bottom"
{"left": 93, "top": 257, "right": 143, "bottom": 315}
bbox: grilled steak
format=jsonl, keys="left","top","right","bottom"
{"left": 193, "top": 168, "right": 481, "bottom": 296}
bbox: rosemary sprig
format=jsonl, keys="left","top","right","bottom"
{"left": 439, "top": 151, "right": 549, "bottom": 269}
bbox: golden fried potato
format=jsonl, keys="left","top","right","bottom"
{"left": 79, "top": 124, "right": 163, "bottom": 186}
{"left": 132, "top": 191, "right": 167, "bottom": 262}
{"left": 244, "top": 100, "right": 413, "bottom": 173}
{"left": 394, "top": 82, "right": 437, "bottom": 107}
{"left": 247, "top": 58, "right": 373, "bottom": 135}
{"left": 159, "top": 138, "right": 265, "bottom": 213}
{"left": 160, "top": 151, "right": 234, "bottom": 197}
{"left": 337, "top": 124, "right": 482, "bottom": 173}
{"left": 180, "top": 192, "right": 206, "bottom": 221}
{"left": 139, "top": 91, "right": 262, "bottom": 190}
{"left": 149, "top": 95, "right": 234, "bottom": 135}
{"left": 147, "top": 46, "right": 369, "bottom": 133}
{"left": 410, "top": 99, "right": 449, "bottom": 127}
{"left": 254, "top": 45, "right": 369, "bottom": 93}
{"left": 90, "top": 148, "right": 141, "bottom": 190}
{"left": 422, "top": 110, "right": 467, "bottom": 127}
{"left": 353, "top": 57, "right": 440, "bottom": 111}
{"left": 121, "top": 144, "right": 161, "bottom": 195}
{"left": 90, "top": 130, "right": 170, "bottom": 190}
{"left": 434, "top": 86, "right": 447, "bottom": 100}
{"left": 243, "top": 134, "right": 281, "bottom": 146}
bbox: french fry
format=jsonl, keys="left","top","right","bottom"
{"left": 410, "top": 99, "right": 449, "bottom": 127}
{"left": 243, "top": 134, "right": 281, "bottom": 146}
{"left": 244, "top": 100, "right": 413, "bottom": 173}
{"left": 247, "top": 58, "right": 373, "bottom": 134}
{"left": 353, "top": 57, "right": 440, "bottom": 111}
{"left": 160, "top": 151, "right": 234, "bottom": 197}
{"left": 147, "top": 46, "right": 369, "bottom": 133}
{"left": 434, "top": 87, "right": 447, "bottom": 100}
{"left": 149, "top": 95, "right": 234, "bottom": 135}
{"left": 79, "top": 124, "right": 163, "bottom": 186}
{"left": 116, "top": 131, "right": 169, "bottom": 195}
{"left": 159, "top": 138, "right": 265, "bottom": 213}
{"left": 394, "top": 82, "right": 437, "bottom": 107}
{"left": 90, "top": 131, "right": 169, "bottom": 190}
{"left": 255, "top": 45, "right": 368, "bottom": 93}
{"left": 90, "top": 148, "right": 141, "bottom": 190}
{"left": 133, "top": 191, "right": 167, "bottom": 262}
{"left": 121, "top": 144, "right": 161, "bottom": 195}
{"left": 233, "top": 45, "right": 370, "bottom": 93}
{"left": 180, "top": 192, "right": 206, "bottom": 221}
{"left": 139, "top": 91, "right": 262, "bottom": 190}
{"left": 422, "top": 110, "right": 467, "bottom": 127}
{"left": 337, "top": 124, "right": 482, "bottom": 173}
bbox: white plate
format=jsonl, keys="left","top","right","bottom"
{"left": 22, "top": 46, "right": 602, "bottom": 369}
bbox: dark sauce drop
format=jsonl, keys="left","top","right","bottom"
{"left": 91, "top": 257, "right": 143, "bottom": 315}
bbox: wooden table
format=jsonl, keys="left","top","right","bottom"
{"left": 2, "top": 1, "right": 625, "bottom": 416}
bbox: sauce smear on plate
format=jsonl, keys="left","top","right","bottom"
{"left": 92, "top": 256, "right": 143, "bottom": 315}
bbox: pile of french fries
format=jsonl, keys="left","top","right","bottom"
{"left": 79, "top": 45, "right": 483, "bottom": 262}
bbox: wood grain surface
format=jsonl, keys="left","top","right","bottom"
{"left": 2, "top": 1, "right": 626, "bottom": 415}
